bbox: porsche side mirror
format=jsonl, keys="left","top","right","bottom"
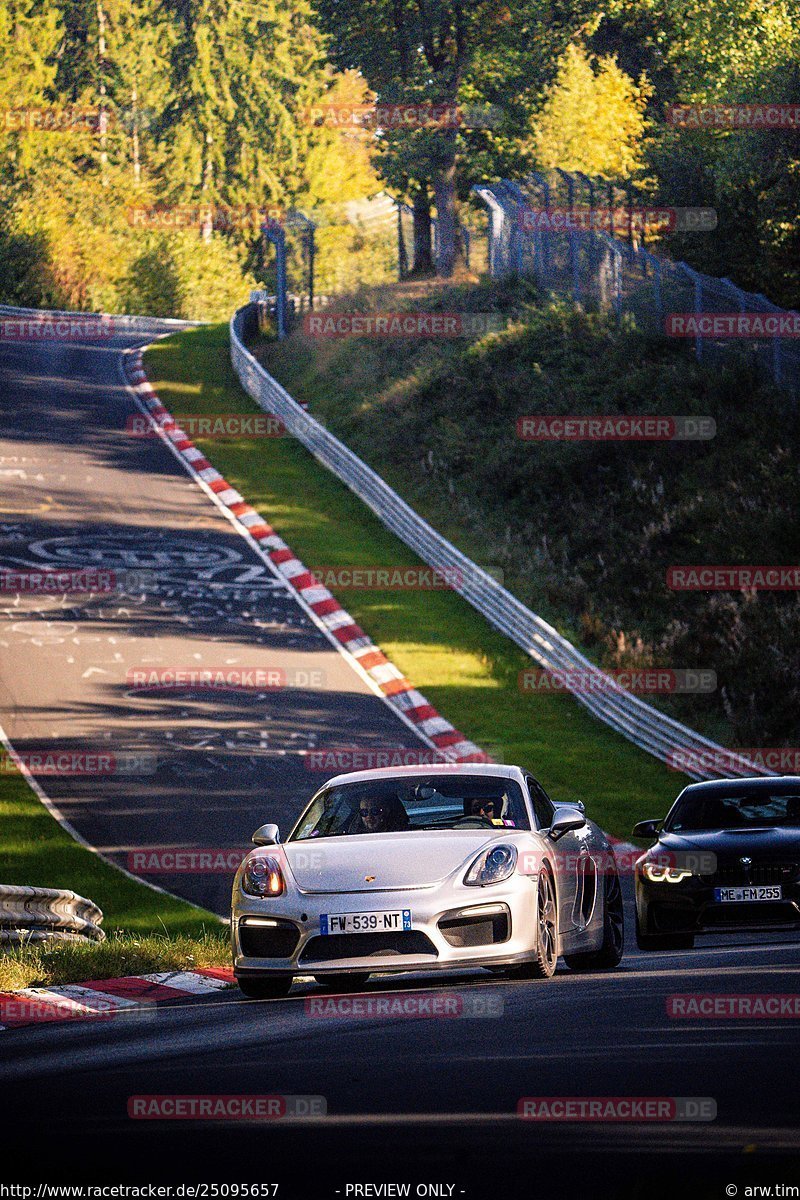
{"left": 548, "top": 807, "right": 586, "bottom": 841}
{"left": 252, "top": 822, "right": 280, "bottom": 846}
{"left": 632, "top": 819, "right": 662, "bottom": 839}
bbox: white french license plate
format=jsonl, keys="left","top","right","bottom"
{"left": 320, "top": 909, "right": 411, "bottom": 935}
{"left": 714, "top": 886, "right": 782, "bottom": 903}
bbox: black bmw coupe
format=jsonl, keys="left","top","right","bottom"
{"left": 633, "top": 776, "right": 800, "bottom": 950}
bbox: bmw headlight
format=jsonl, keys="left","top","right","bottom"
{"left": 642, "top": 859, "right": 692, "bottom": 884}
{"left": 464, "top": 844, "right": 518, "bottom": 887}
{"left": 242, "top": 854, "right": 285, "bottom": 897}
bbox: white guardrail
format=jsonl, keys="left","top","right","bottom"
{"left": 0, "top": 885, "right": 105, "bottom": 944}
{"left": 230, "top": 303, "right": 770, "bottom": 782}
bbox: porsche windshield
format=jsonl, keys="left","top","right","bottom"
{"left": 665, "top": 790, "right": 800, "bottom": 832}
{"left": 289, "top": 775, "right": 531, "bottom": 839}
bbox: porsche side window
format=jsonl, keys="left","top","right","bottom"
{"left": 527, "top": 777, "right": 554, "bottom": 830}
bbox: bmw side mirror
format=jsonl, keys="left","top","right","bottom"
{"left": 252, "top": 822, "right": 280, "bottom": 846}
{"left": 632, "top": 819, "right": 662, "bottom": 839}
{"left": 548, "top": 807, "right": 586, "bottom": 841}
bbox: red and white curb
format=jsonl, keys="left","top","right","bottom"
{"left": 0, "top": 967, "right": 234, "bottom": 1030}
{"left": 123, "top": 351, "right": 483, "bottom": 764}
{"left": 123, "top": 352, "right": 643, "bottom": 867}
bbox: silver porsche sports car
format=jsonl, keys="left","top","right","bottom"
{"left": 231, "top": 763, "right": 624, "bottom": 997}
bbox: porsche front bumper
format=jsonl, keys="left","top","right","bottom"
{"left": 232, "top": 873, "right": 541, "bottom": 978}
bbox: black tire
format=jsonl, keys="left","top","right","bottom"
{"left": 237, "top": 975, "right": 293, "bottom": 999}
{"left": 314, "top": 973, "right": 370, "bottom": 991}
{"left": 635, "top": 925, "right": 695, "bottom": 951}
{"left": 564, "top": 869, "right": 625, "bottom": 971}
{"left": 506, "top": 866, "right": 559, "bottom": 980}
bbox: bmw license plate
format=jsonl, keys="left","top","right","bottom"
{"left": 320, "top": 909, "right": 411, "bottom": 935}
{"left": 714, "top": 886, "right": 782, "bottom": 902}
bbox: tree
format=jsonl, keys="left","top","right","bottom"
{"left": 531, "top": 43, "right": 651, "bottom": 179}
{"left": 317, "top": 0, "right": 598, "bottom": 277}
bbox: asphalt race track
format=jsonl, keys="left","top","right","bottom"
{"left": 1, "top": 327, "right": 799, "bottom": 1197}
{"left": 0, "top": 324, "right": 426, "bottom": 913}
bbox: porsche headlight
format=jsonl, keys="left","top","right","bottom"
{"left": 464, "top": 844, "right": 517, "bottom": 887}
{"left": 242, "top": 854, "right": 285, "bottom": 897}
{"left": 642, "top": 860, "right": 692, "bottom": 884}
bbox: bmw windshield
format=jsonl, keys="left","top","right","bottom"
{"left": 665, "top": 790, "right": 800, "bottom": 833}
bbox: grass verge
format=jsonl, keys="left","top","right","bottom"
{"left": 0, "top": 764, "right": 223, "bottom": 987}
{"left": 0, "top": 930, "right": 230, "bottom": 992}
{"left": 143, "top": 321, "right": 685, "bottom": 840}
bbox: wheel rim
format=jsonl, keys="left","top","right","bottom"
{"left": 606, "top": 871, "right": 624, "bottom": 954}
{"left": 538, "top": 871, "right": 557, "bottom": 968}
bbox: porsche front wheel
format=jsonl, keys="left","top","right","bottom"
{"left": 506, "top": 866, "right": 558, "bottom": 980}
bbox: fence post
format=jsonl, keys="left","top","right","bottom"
{"left": 679, "top": 263, "right": 703, "bottom": 362}
{"left": 556, "top": 168, "right": 580, "bottom": 300}
{"left": 651, "top": 253, "right": 663, "bottom": 330}
{"left": 471, "top": 186, "right": 505, "bottom": 277}
{"left": 304, "top": 218, "right": 317, "bottom": 309}
{"left": 753, "top": 293, "right": 785, "bottom": 388}
{"left": 528, "top": 172, "right": 551, "bottom": 278}
{"left": 607, "top": 181, "right": 616, "bottom": 241}
{"left": 612, "top": 242, "right": 622, "bottom": 323}
{"left": 262, "top": 219, "right": 287, "bottom": 339}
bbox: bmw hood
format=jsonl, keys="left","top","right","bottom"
{"left": 659, "top": 829, "right": 800, "bottom": 855}
{"left": 282, "top": 831, "right": 498, "bottom": 893}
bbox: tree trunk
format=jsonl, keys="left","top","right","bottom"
{"left": 411, "top": 189, "right": 434, "bottom": 276}
{"left": 431, "top": 130, "right": 464, "bottom": 278}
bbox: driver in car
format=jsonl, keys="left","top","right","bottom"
{"left": 465, "top": 797, "right": 500, "bottom": 820}
{"left": 355, "top": 795, "right": 410, "bottom": 834}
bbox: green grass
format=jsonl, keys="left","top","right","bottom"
{"left": 0, "top": 930, "right": 230, "bottom": 992}
{"left": 0, "top": 765, "right": 221, "bottom": 948}
{"left": 255, "top": 280, "right": 797, "bottom": 750}
{"left": 144, "top": 322, "right": 686, "bottom": 839}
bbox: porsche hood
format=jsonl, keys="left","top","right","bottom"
{"left": 282, "top": 831, "right": 500, "bottom": 893}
